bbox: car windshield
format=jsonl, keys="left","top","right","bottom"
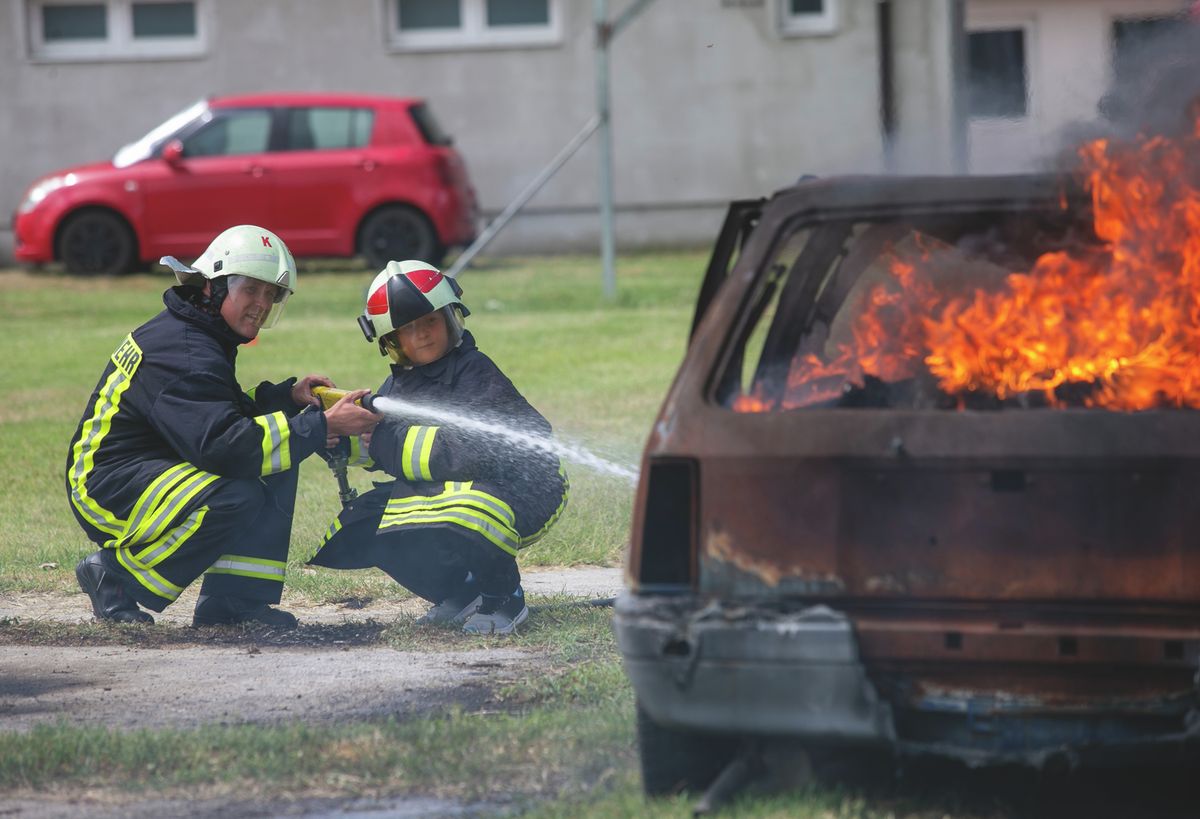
{"left": 113, "top": 99, "right": 211, "bottom": 168}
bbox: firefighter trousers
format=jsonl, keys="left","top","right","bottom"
{"left": 313, "top": 511, "right": 520, "bottom": 603}
{"left": 82, "top": 470, "right": 299, "bottom": 612}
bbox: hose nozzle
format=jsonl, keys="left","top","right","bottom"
{"left": 312, "top": 386, "right": 378, "bottom": 412}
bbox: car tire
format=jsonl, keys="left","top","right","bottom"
{"left": 359, "top": 205, "right": 444, "bottom": 270}
{"left": 57, "top": 209, "right": 137, "bottom": 276}
{"left": 636, "top": 702, "right": 738, "bottom": 796}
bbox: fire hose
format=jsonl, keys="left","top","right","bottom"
{"left": 312, "top": 386, "right": 379, "bottom": 509}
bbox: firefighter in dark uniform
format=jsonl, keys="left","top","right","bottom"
{"left": 309, "top": 260, "right": 568, "bottom": 634}
{"left": 68, "top": 225, "right": 380, "bottom": 627}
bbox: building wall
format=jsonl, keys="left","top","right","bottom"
{"left": 0, "top": 0, "right": 961, "bottom": 262}
{"left": 965, "top": 0, "right": 1188, "bottom": 173}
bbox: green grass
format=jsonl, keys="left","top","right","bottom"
{"left": 0, "top": 252, "right": 704, "bottom": 597}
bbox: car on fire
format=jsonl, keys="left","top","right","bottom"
{"left": 615, "top": 165, "right": 1200, "bottom": 795}
{"left": 13, "top": 92, "right": 478, "bottom": 276}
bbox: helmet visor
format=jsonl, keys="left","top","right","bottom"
{"left": 225, "top": 274, "right": 290, "bottom": 330}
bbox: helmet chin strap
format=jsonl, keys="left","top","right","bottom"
{"left": 182, "top": 276, "right": 229, "bottom": 318}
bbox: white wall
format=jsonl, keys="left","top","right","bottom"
{"left": 0, "top": 0, "right": 966, "bottom": 259}
{"left": 966, "top": 0, "right": 1187, "bottom": 173}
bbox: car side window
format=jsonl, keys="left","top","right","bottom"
{"left": 283, "top": 107, "right": 375, "bottom": 151}
{"left": 182, "top": 109, "right": 271, "bottom": 157}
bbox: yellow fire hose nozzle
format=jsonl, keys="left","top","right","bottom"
{"left": 312, "top": 386, "right": 379, "bottom": 413}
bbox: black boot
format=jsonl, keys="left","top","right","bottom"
{"left": 75, "top": 552, "right": 154, "bottom": 624}
{"left": 192, "top": 595, "right": 298, "bottom": 628}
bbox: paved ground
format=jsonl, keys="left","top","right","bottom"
{"left": 0, "top": 567, "right": 624, "bottom": 738}
{"left": 0, "top": 566, "right": 624, "bottom": 817}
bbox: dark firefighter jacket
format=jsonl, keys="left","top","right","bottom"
{"left": 310, "top": 330, "right": 568, "bottom": 564}
{"left": 65, "top": 286, "right": 328, "bottom": 548}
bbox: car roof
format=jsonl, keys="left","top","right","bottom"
{"left": 768, "top": 172, "right": 1073, "bottom": 212}
{"left": 210, "top": 92, "right": 422, "bottom": 109}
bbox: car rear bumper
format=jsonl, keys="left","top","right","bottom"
{"left": 614, "top": 592, "right": 1200, "bottom": 767}
{"left": 615, "top": 592, "right": 896, "bottom": 744}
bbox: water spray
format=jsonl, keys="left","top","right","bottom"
{"left": 312, "top": 386, "right": 638, "bottom": 506}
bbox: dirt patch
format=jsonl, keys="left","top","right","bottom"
{"left": 0, "top": 566, "right": 621, "bottom": 628}
{"left": 0, "top": 567, "right": 622, "bottom": 734}
{"left": 0, "top": 567, "right": 623, "bottom": 816}
{"left": 0, "top": 642, "right": 532, "bottom": 733}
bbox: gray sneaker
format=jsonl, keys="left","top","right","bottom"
{"left": 462, "top": 592, "right": 528, "bottom": 635}
{"left": 416, "top": 593, "right": 482, "bottom": 625}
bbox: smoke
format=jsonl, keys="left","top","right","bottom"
{"left": 1050, "top": 17, "right": 1200, "bottom": 171}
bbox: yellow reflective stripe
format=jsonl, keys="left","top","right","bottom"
{"left": 114, "top": 540, "right": 185, "bottom": 601}
{"left": 206, "top": 555, "right": 287, "bottom": 583}
{"left": 130, "top": 505, "right": 209, "bottom": 569}
{"left": 320, "top": 516, "right": 343, "bottom": 547}
{"left": 347, "top": 435, "right": 373, "bottom": 468}
{"left": 254, "top": 411, "right": 292, "bottom": 475}
{"left": 401, "top": 425, "right": 438, "bottom": 481}
{"left": 68, "top": 367, "right": 132, "bottom": 536}
{"left": 521, "top": 464, "right": 570, "bottom": 549}
{"left": 379, "top": 508, "right": 520, "bottom": 556}
{"left": 115, "top": 465, "right": 219, "bottom": 547}
{"left": 120, "top": 463, "right": 194, "bottom": 541}
{"left": 385, "top": 487, "right": 515, "bottom": 529}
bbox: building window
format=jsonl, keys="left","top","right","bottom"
{"left": 27, "top": 0, "right": 205, "bottom": 61}
{"left": 967, "top": 28, "right": 1027, "bottom": 119}
{"left": 778, "top": 0, "right": 838, "bottom": 36}
{"left": 388, "top": 0, "right": 561, "bottom": 51}
{"left": 1111, "top": 16, "right": 1184, "bottom": 85}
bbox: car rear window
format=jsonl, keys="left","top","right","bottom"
{"left": 408, "top": 102, "right": 452, "bottom": 146}
{"left": 717, "top": 204, "right": 1104, "bottom": 413}
{"left": 283, "top": 107, "right": 375, "bottom": 151}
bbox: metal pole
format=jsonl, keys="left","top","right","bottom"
{"left": 595, "top": 0, "right": 617, "bottom": 300}
{"left": 445, "top": 115, "right": 602, "bottom": 279}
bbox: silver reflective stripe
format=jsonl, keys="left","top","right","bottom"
{"left": 386, "top": 491, "right": 515, "bottom": 528}
{"left": 226, "top": 253, "right": 278, "bottom": 264}
{"left": 266, "top": 412, "right": 283, "bottom": 473}
{"left": 120, "top": 463, "right": 194, "bottom": 544}
{"left": 253, "top": 412, "right": 291, "bottom": 475}
{"left": 407, "top": 426, "right": 432, "bottom": 480}
{"left": 135, "top": 506, "right": 206, "bottom": 567}
{"left": 125, "top": 471, "right": 216, "bottom": 548}
{"left": 380, "top": 508, "right": 519, "bottom": 554}
{"left": 209, "top": 558, "right": 286, "bottom": 578}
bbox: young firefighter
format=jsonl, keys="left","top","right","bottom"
{"left": 309, "top": 260, "right": 568, "bottom": 634}
{"left": 68, "top": 225, "right": 380, "bottom": 627}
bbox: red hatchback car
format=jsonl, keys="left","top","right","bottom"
{"left": 13, "top": 93, "right": 479, "bottom": 275}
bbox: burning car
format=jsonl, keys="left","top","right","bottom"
{"left": 615, "top": 126, "right": 1200, "bottom": 795}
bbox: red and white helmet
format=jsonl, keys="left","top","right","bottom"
{"left": 358, "top": 260, "right": 470, "bottom": 363}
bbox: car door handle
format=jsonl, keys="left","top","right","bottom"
{"left": 244, "top": 166, "right": 267, "bottom": 178}
{"left": 359, "top": 159, "right": 377, "bottom": 171}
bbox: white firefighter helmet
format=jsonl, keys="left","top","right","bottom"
{"left": 160, "top": 225, "right": 297, "bottom": 329}
{"left": 358, "top": 259, "right": 470, "bottom": 364}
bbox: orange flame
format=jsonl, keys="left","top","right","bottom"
{"left": 738, "top": 118, "right": 1200, "bottom": 412}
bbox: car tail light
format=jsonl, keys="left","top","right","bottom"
{"left": 433, "top": 154, "right": 456, "bottom": 188}
{"left": 636, "top": 458, "right": 697, "bottom": 588}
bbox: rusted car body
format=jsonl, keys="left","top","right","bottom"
{"left": 614, "top": 173, "right": 1200, "bottom": 793}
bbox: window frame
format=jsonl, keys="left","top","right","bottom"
{"left": 25, "top": 0, "right": 207, "bottom": 62}
{"left": 385, "top": 0, "right": 563, "bottom": 53}
{"left": 964, "top": 21, "right": 1032, "bottom": 121}
{"left": 776, "top": 0, "right": 839, "bottom": 38}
